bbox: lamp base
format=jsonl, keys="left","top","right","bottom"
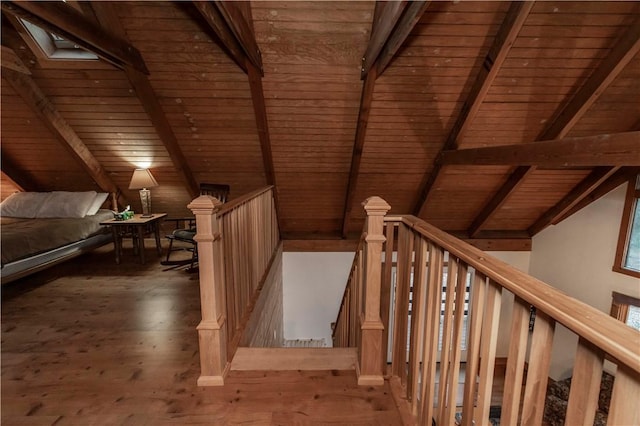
{"left": 139, "top": 188, "right": 152, "bottom": 217}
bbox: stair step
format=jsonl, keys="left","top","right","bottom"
{"left": 231, "top": 347, "right": 357, "bottom": 371}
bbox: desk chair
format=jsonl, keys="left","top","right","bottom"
{"left": 161, "top": 183, "right": 230, "bottom": 271}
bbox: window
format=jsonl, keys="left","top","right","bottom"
{"left": 19, "top": 19, "right": 98, "bottom": 61}
{"left": 610, "top": 291, "right": 640, "bottom": 332}
{"left": 613, "top": 175, "right": 640, "bottom": 278}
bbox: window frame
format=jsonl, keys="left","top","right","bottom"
{"left": 613, "top": 175, "right": 640, "bottom": 279}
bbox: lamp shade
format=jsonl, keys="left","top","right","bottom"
{"left": 128, "top": 168, "right": 158, "bottom": 190}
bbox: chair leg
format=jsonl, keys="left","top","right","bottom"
{"left": 165, "top": 237, "right": 175, "bottom": 263}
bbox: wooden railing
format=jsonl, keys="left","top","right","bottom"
{"left": 188, "top": 186, "right": 279, "bottom": 386}
{"left": 333, "top": 197, "right": 640, "bottom": 425}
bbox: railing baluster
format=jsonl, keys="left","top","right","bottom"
{"left": 565, "top": 337, "right": 604, "bottom": 425}
{"left": 381, "top": 221, "right": 396, "bottom": 375}
{"left": 500, "top": 295, "right": 530, "bottom": 425}
{"left": 392, "top": 223, "right": 412, "bottom": 383}
{"left": 608, "top": 363, "right": 640, "bottom": 425}
{"left": 443, "top": 261, "right": 469, "bottom": 425}
{"left": 419, "top": 242, "right": 444, "bottom": 424}
{"left": 408, "top": 235, "right": 427, "bottom": 412}
{"left": 437, "top": 254, "right": 459, "bottom": 426}
{"left": 461, "top": 271, "right": 487, "bottom": 426}
{"left": 474, "top": 279, "right": 502, "bottom": 423}
{"left": 521, "top": 311, "right": 555, "bottom": 426}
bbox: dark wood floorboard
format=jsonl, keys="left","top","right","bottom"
{"left": 2, "top": 243, "right": 402, "bottom": 425}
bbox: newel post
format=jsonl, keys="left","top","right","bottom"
{"left": 358, "top": 196, "right": 391, "bottom": 386}
{"left": 188, "top": 195, "right": 229, "bottom": 386}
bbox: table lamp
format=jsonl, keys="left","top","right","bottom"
{"left": 129, "top": 168, "right": 158, "bottom": 217}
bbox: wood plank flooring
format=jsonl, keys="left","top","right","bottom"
{"left": 1, "top": 243, "right": 403, "bottom": 425}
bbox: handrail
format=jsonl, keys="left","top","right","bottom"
{"left": 216, "top": 185, "right": 274, "bottom": 217}
{"left": 189, "top": 186, "right": 280, "bottom": 386}
{"left": 398, "top": 214, "right": 640, "bottom": 372}
{"left": 335, "top": 198, "right": 639, "bottom": 425}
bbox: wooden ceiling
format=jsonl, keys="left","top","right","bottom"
{"left": 1, "top": 1, "right": 639, "bottom": 248}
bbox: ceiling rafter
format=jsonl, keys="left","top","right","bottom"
{"left": 374, "top": 1, "right": 430, "bottom": 77}
{"left": 414, "top": 1, "right": 534, "bottom": 218}
{"left": 440, "top": 131, "right": 640, "bottom": 167}
{"left": 555, "top": 167, "right": 640, "bottom": 225}
{"left": 528, "top": 167, "right": 619, "bottom": 236}
{"left": 88, "top": 2, "right": 200, "bottom": 199}
{"left": 192, "top": 1, "right": 281, "bottom": 231}
{"left": 1, "top": 60, "right": 126, "bottom": 204}
{"left": 213, "top": 1, "right": 263, "bottom": 74}
{"left": 342, "top": 1, "right": 429, "bottom": 237}
{"left": 1, "top": 1, "right": 148, "bottom": 74}
{"left": 467, "top": 18, "right": 640, "bottom": 237}
{"left": 192, "top": 1, "right": 249, "bottom": 74}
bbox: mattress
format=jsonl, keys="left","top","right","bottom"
{"left": 1, "top": 209, "right": 113, "bottom": 266}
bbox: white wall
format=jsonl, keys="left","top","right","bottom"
{"left": 282, "top": 250, "right": 531, "bottom": 350}
{"left": 529, "top": 183, "right": 639, "bottom": 379}
{"left": 282, "top": 252, "right": 354, "bottom": 346}
{"left": 487, "top": 251, "right": 531, "bottom": 357}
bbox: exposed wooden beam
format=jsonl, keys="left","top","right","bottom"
{"left": 528, "top": 167, "right": 619, "bottom": 235}
{"left": 192, "top": 1, "right": 249, "bottom": 73}
{"left": 539, "top": 19, "right": 640, "bottom": 140}
{"left": 361, "top": 1, "right": 408, "bottom": 78}
{"left": 0, "top": 45, "right": 31, "bottom": 75}
{"left": 466, "top": 18, "right": 640, "bottom": 237}
{"left": 467, "top": 166, "right": 534, "bottom": 238}
{"left": 1, "top": 67, "right": 126, "bottom": 203}
{"left": 441, "top": 132, "right": 640, "bottom": 167}
{"left": 247, "top": 64, "right": 279, "bottom": 198}
{"left": 447, "top": 230, "right": 532, "bottom": 251}
{"left": 1, "top": 1, "right": 148, "bottom": 74}
{"left": 341, "top": 69, "right": 377, "bottom": 237}
{"left": 414, "top": 1, "right": 534, "bottom": 217}
{"left": 213, "top": 1, "right": 263, "bottom": 74}
{"left": 375, "top": 1, "right": 430, "bottom": 77}
{"left": 89, "top": 2, "right": 200, "bottom": 199}
{"left": 554, "top": 167, "right": 639, "bottom": 225}
{"left": 341, "top": 1, "right": 429, "bottom": 237}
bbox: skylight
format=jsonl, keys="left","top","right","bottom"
{"left": 20, "top": 18, "right": 98, "bottom": 61}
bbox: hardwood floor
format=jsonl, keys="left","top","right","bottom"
{"left": 1, "top": 243, "right": 402, "bottom": 425}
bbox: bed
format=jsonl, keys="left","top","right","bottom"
{"left": 1, "top": 191, "right": 115, "bottom": 284}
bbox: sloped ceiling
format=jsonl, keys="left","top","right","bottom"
{"left": 1, "top": 1, "right": 639, "bottom": 248}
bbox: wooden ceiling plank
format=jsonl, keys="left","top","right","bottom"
{"left": 467, "top": 166, "right": 534, "bottom": 238}
{"left": 1, "top": 1, "right": 148, "bottom": 74}
{"left": 0, "top": 150, "right": 37, "bottom": 192}
{"left": 361, "top": 1, "right": 408, "bottom": 78}
{"left": 466, "top": 17, "right": 640, "bottom": 237}
{"left": 1, "top": 66, "right": 126, "bottom": 202}
{"left": 538, "top": 18, "right": 640, "bottom": 141}
{"left": 89, "top": 2, "right": 200, "bottom": 199}
{"left": 213, "top": 1, "right": 263, "bottom": 74}
{"left": 440, "top": 131, "right": 640, "bottom": 167}
{"left": 192, "top": 1, "right": 249, "bottom": 74}
{"left": 341, "top": 69, "right": 377, "bottom": 237}
{"left": 554, "top": 167, "right": 640, "bottom": 225}
{"left": 414, "top": 1, "right": 534, "bottom": 217}
{"left": 375, "top": 1, "right": 430, "bottom": 77}
{"left": 528, "top": 167, "right": 619, "bottom": 235}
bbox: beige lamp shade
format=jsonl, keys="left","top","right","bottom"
{"left": 129, "top": 169, "right": 158, "bottom": 190}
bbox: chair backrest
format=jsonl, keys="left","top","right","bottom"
{"left": 200, "top": 183, "right": 230, "bottom": 203}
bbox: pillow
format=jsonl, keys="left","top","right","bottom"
{"left": 0, "top": 192, "right": 51, "bottom": 218}
{"left": 36, "top": 191, "right": 97, "bottom": 218}
{"left": 85, "top": 192, "right": 109, "bottom": 215}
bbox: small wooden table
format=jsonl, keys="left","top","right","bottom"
{"left": 100, "top": 213, "right": 167, "bottom": 264}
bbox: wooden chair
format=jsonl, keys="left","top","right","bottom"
{"left": 161, "top": 183, "right": 230, "bottom": 271}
